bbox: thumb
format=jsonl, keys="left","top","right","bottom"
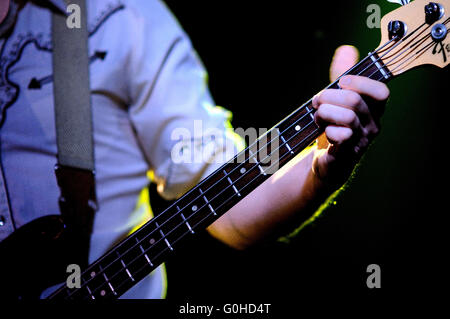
{"left": 329, "top": 45, "right": 359, "bottom": 82}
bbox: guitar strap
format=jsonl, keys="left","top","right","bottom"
{"left": 51, "top": 0, "right": 97, "bottom": 268}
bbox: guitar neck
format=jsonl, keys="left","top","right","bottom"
{"left": 48, "top": 52, "right": 392, "bottom": 300}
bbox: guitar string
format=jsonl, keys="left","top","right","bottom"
{"left": 62, "top": 21, "right": 434, "bottom": 299}
{"left": 60, "top": 54, "right": 382, "bottom": 299}
{"left": 94, "top": 25, "right": 445, "bottom": 295}
{"left": 104, "top": 131, "right": 326, "bottom": 299}
{"left": 74, "top": 109, "right": 318, "bottom": 298}
{"left": 352, "top": 22, "right": 428, "bottom": 82}
{"left": 79, "top": 62, "right": 397, "bottom": 300}
{"left": 385, "top": 17, "right": 449, "bottom": 67}
{"left": 376, "top": 25, "right": 441, "bottom": 73}
{"left": 105, "top": 55, "right": 401, "bottom": 296}
{"left": 70, "top": 27, "right": 439, "bottom": 300}
{"left": 320, "top": 21, "right": 429, "bottom": 91}
{"left": 107, "top": 33, "right": 408, "bottom": 254}
{"left": 85, "top": 31, "right": 445, "bottom": 297}
{"left": 347, "top": 17, "right": 448, "bottom": 86}
{"left": 78, "top": 51, "right": 412, "bottom": 299}
{"left": 378, "top": 23, "right": 429, "bottom": 62}
{"left": 388, "top": 41, "right": 436, "bottom": 74}
{"left": 202, "top": 20, "right": 450, "bottom": 253}
{"left": 389, "top": 17, "right": 450, "bottom": 72}
{"left": 107, "top": 57, "right": 402, "bottom": 298}
{"left": 366, "top": 17, "right": 450, "bottom": 80}
{"left": 64, "top": 26, "right": 422, "bottom": 299}
{"left": 59, "top": 98, "right": 319, "bottom": 298}
{"left": 100, "top": 37, "right": 398, "bottom": 252}
{"left": 87, "top": 126, "right": 323, "bottom": 299}
{"left": 54, "top": 13, "right": 450, "bottom": 299}
{"left": 107, "top": 59, "right": 398, "bottom": 300}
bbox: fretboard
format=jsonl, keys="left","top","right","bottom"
{"left": 48, "top": 51, "right": 392, "bottom": 300}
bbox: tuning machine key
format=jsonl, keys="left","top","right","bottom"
{"left": 431, "top": 23, "right": 448, "bottom": 42}
{"left": 388, "top": 20, "right": 407, "bottom": 40}
{"left": 425, "top": 2, "right": 445, "bottom": 24}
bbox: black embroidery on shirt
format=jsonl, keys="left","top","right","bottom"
{"left": 28, "top": 50, "right": 108, "bottom": 89}
{"left": 0, "top": 1, "right": 125, "bottom": 125}
{"left": 88, "top": 3, "right": 126, "bottom": 37}
{"left": 0, "top": 33, "right": 51, "bottom": 126}
{"left": 25, "top": 0, "right": 126, "bottom": 90}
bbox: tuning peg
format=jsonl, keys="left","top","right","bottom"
{"left": 388, "top": 20, "right": 407, "bottom": 39}
{"left": 431, "top": 23, "right": 448, "bottom": 42}
{"left": 425, "top": 2, "right": 445, "bottom": 24}
{"left": 387, "top": 0, "right": 411, "bottom": 6}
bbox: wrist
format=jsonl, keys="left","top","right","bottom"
{"left": 311, "top": 147, "right": 348, "bottom": 191}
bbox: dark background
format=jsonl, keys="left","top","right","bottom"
{"left": 149, "top": 0, "right": 448, "bottom": 307}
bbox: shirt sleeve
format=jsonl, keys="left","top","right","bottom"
{"left": 124, "top": 0, "right": 245, "bottom": 200}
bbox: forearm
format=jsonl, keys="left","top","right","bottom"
{"left": 207, "top": 146, "right": 336, "bottom": 249}
{"left": 207, "top": 46, "right": 389, "bottom": 250}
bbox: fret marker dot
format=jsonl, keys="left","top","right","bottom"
{"left": 295, "top": 125, "right": 301, "bottom": 131}
{"left": 90, "top": 271, "right": 96, "bottom": 278}
{"left": 240, "top": 167, "right": 246, "bottom": 174}
{"left": 149, "top": 238, "right": 155, "bottom": 245}
{"left": 100, "top": 290, "right": 106, "bottom": 296}
{"left": 192, "top": 205, "right": 198, "bottom": 211}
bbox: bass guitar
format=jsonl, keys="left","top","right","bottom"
{"left": 0, "top": 0, "right": 448, "bottom": 299}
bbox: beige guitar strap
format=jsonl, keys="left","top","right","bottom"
{"left": 51, "top": 0, "right": 97, "bottom": 267}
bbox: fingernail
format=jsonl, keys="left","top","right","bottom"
{"left": 312, "top": 94, "right": 319, "bottom": 108}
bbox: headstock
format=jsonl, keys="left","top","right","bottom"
{"left": 376, "top": 0, "right": 450, "bottom": 76}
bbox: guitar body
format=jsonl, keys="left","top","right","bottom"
{"left": 0, "top": 216, "right": 72, "bottom": 299}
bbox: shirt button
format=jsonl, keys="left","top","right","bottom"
{"left": 0, "top": 215, "right": 5, "bottom": 226}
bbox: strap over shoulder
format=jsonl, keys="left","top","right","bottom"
{"left": 51, "top": 0, "right": 97, "bottom": 267}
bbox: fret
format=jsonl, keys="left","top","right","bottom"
{"left": 180, "top": 212, "right": 195, "bottom": 233}
{"left": 155, "top": 221, "right": 173, "bottom": 251}
{"left": 246, "top": 148, "right": 266, "bottom": 175}
{"left": 369, "top": 53, "right": 389, "bottom": 80}
{"left": 176, "top": 205, "right": 195, "bottom": 233}
{"left": 116, "top": 251, "right": 135, "bottom": 282}
{"left": 207, "top": 203, "right": 216, "bottom": 215}
{"left": 276, "top": 128, "right": 294, "bottom": 155}
{"left": 277, "top": 104, "right": 315, "bottom": 143}
{"left": 247, "top": 148, "right": 256, "bottom": 163}
{"left": 173, "top": 188, "right": 215, "bottom": 229}
{"left": 101, "top": 268, "right": 117, "bottom": 296}
{"left": 198, "top": 187, "right": 218, "bottom": 216}
{"left": 194, "top": 164, "right": 245, "bottom": 217}
{"left": 124, "top": 266, "right": 135, "bottom": 282}
{"left": 341, "top": 53, "right": 391, "bottom": 82}
{"left": 223, "top": 170, "right": 241, "bottom": 197}
{"left": 54, "top": 99, "right": 322, "bottom": 301}
{"left": 72, "top": 252, "right": 120, "bottom": 299}
{"left": 305, "top": 106, "right": 315, "bottom": 121}
{"left": 251, "top": 156, "right": 266, "bottom": 175}
{"left": 143, "top": 252, "right": 153, "bottom": 267}
{"left": 258, "top": 164, "right": 266, "bottom": 175}
{"left": 135, "top": 219, "right": 166, "bottom": 255}
{"left": 136, "top": 236, "right": 154, "bottom": 266}
{"left": 86, "top": 286, "right": 95, "bottom": 300}
{"left": 48, "top": 39, "right": 400, "bottom": 300}
{"left": 112, "top": 239, "right": 146, "bottom": 277}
